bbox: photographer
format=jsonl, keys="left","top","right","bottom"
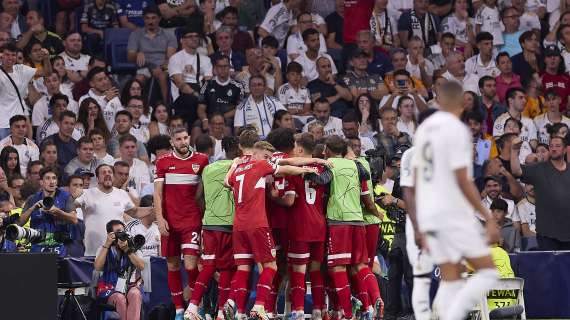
{"left": 18, "top": 167, "right": 78, "bottom": 256}
{"left": 374, "top": 149, "right": 412, "bottom": 320}
{"left": 95, "top": 220, "right": 145, "bottom": 320}
{"left": 0, "top": 208, "right": 18, "bottom": 252}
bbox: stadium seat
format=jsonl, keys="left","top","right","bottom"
{"left": 476, "top": 277, "right": 527, "bottom": 320}
{"left": 104, "top": 28, "right": 136, "bottom": 74}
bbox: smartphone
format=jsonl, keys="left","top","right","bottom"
{"left": 396, "top": 79, "right": 406, "bottom": 88}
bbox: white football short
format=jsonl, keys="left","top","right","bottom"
{"left": 423, "top": 221, "right": 490, "bottom": 265}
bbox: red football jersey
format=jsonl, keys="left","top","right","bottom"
{"left": 228, "top": 157, "right": 278, "bottom": 231}
{"left": 155, "top": 151, "right": 209, "bottom": 230}
{"left": 288, "top": 164, "right": 327, "bottom": 242}
{"left": 267, "top": 152, "right": 294, "bottom": 229}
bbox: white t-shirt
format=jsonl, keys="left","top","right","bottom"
{"left": 59, "top": 51, "right": 91, "bottom": 72}
{"left": 75, "top": 187, "right": 135, "bottom": 256}
{"left": 0, "top": 136, "right": 39, "bottom": 177}
{"left": 286, "top": 32, "right": 327, "bottom": 57}
{"left": 260, "top": 2, "right": 293, "bottom": 48}
{"left": 168, "top": 50, "right": 213, "bottom": 100}
{"left": 293, "top": 52, "right": 337, "bottom": 82}
{"left": 0, "top": 64, "right": 35, "bottom": 128}
{"left": 519, "top": 12, "right": 541, "bottom": 31}
{"left": 441, "top": 15, "right": 473, "bottom": 43}
{"left": 114, "top": 158, "right": 151, "bottom": 196}
{"left": 277, "top": 83, "right": 311, "bottom": 113}
{"left": 130, "top": 123, "right": 150, "bottom": 144}
{"left": 482, "top": 195, "right": 519, "bottom": 222}
{"left": 32, "top": 93, "right": 79, "bottom": 127}
{"left": 78, "top": 89, "right": 123, "bottom": 132}
{"left": 234, "top": 95, "right": 286, "bottom": 138}
{"left": 397, "top": 118, "right": 416, "bottom": 138}
{"left": 406, "top": 58, "right": 435, "bottom": 80}
{"left": 493, "top": 112, "right": 538, "bottom": 143}
{"left": 412, "top": 111, "right": 477, "bottom": 231}
{"left": 442, "top": 70, "right": 480, "bottom": 95}
{"left": 302, "top": 116, "right": 344, "bottom": 137}
{"left": 517, "top": 197, "right": 536, "bottom": 233}
{"left": 475, "top": 5, "right": 504, "bottom": 45}
{"left": 126, "top": 219, "right": 160, "bottom": 257}
{"left": 465, "top": 54, "right": 500, "bottom": 78}
{"left": 533, "top": 113, "right": 570, "bottom": 144}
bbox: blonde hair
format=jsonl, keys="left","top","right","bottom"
{"left": 253, "top": 141, "right": 276, "bottom": 153}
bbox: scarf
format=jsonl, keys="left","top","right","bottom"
{"left": 370, "top": 9, "right": 394, "bottom": 46}
{"left": 409, "top": 9, "right": 437, "bottom": 48}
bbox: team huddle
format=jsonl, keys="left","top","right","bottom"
{"left": 154, "top": 126, "right": 383, "bottom": 320}
{"left": 153, "top": 81, "right": 500, "bottom": 320}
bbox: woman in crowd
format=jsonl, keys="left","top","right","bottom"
{"left": 51, "top": 56, "right": 74, "bottom": 93}
{"left": 0, "top": 147, "right": 22, "bottom": 181}
{"left": 272, "top": 110, "right": 295, "bottom": 130}
{"left": 427, "top": 76, "right": 448, "bottom": 109}
{"left": 76, "top": 98, "right": 112, "bottom": 138}
{"left": 148, "top": 102, "right": 171, "bottom": 138}
{"left": 39, "top": 140, "right": 58, "bottom": 169}
{"left": 441, "top": 0, "right": 475, "bottom": 56}
{"left": 355, "top": 94, "right": 380, "bottom": 137}
{"left": 121, "top": 79, "right": 152, "bottom": 126}
{"left": 547, "top": 123, "right": 569, "bottom": 140}
{"left": 396, "top": 96, "right": 417, "bottom": 138}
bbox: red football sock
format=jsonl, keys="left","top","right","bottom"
{"left": 255, "top": 267, "right": 277, "bottom": 306}
{"left": 329, "top": 270, "right": 352, "bottom": 318}
{"left": 233, "top": 269, "right": 251, "bottom": 313}
{"left": 309, "top": 270, "right": 325, "bottom": 310}
{"left": 218, "top": 269, "right": 234, "bottom": 311}
{"left": 190, "top": 265, "right": 216, "bottom": 305}
{"left": 167, "top": 270, "right": 184, "bottom": 309}
{"left": 325, "top": 274, "right": 338, "bottom": 311}
{"left": 351, "top": 272, "right": 370, "bottom": 310}
{"left": 290, "top": 271, "right": 306, "bottom": 312}
{"left": 265, "top": 271, "right": 282, "bottom": 313}
{"left": 361, "top": 267, "right": 381, "bottom": 303}
{"left": 186, "top": 267, "right": 199, "bottom": 295}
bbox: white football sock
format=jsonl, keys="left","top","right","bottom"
{"left": 447, "top": 268, "right": 499, "bottom": 320}
{"left": 433, "top": 279, "right": 463, "bottom": 320}
{"left": 411, "top": 277, "right": 432, "bottom": 320}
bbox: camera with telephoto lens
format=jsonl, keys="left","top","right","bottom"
{"left": 42, "top": 197, "right": 54, "bottom": 210}
{"left": 365, "top": 146, "right": 386, "bottom": 183}
{"left": 114, "top": 231, "right": 146, "bottom": 251}
{"left": 1, "top": 213, "right": 19, "bottom": 230}
{"left": 5, "top": 225, "right": 46, "bottom": 243}
{"left": 375, "top": 192, "right": 406, "bottom": 226}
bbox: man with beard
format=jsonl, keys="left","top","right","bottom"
{"left": 74, "top": 164, "right": 144, "bottom": 256}
{"left": 511, "top": 136, "right": 570, "bottom": 250}
{"left": 481, "top": 176, "right": 519, "bottom": 226}
{"left": 154, "top": 127, "right": 209, "bottom": 320}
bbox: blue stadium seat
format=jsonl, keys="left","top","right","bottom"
{"left": 104, "top": 28, "right": 136, "bottom": 74}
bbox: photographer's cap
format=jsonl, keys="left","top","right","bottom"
{"left": 74, "top": 168, "right": 94, "bottom": 177}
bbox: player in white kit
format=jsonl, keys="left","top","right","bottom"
{"left": 411, "top": 82, "right": 499, "bottom": 320}
{"left": 400, "top": 109, "right": 438, "bottom": 320}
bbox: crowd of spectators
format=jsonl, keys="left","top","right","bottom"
{"left": 1, "top": 0, "right": 570, "bottom": 318}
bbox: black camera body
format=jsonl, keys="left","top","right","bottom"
{"left": 375, "top": 192, "right": 407, "bottom": 226}
{"left": 1, "top": 214, "right": 20, "bottom": 230}
{"left": 114, "top": 231, "right": 145, "bottom": 252}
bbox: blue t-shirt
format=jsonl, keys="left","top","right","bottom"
{"left": 500, "top": 31, "right": 523, "bottom": 57}
{"left": 116, "top": 0, "right": 155, "bottom": 27}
